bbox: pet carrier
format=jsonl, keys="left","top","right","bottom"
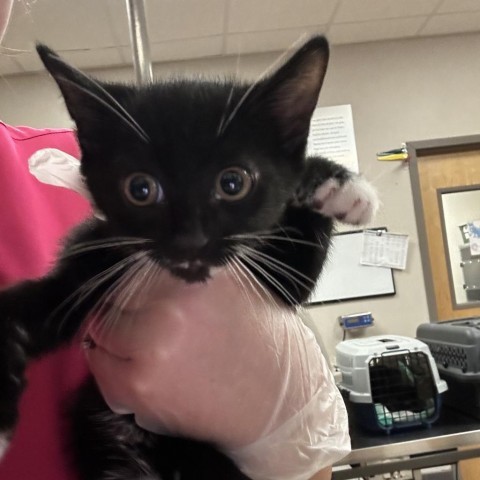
{"left": 417, "top": 318, "right": 480, "bottom": 419}
{"left": 336, "top": 335, "right": 447, "bottom": 433}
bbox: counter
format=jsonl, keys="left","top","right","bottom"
{"left": 333, "top": 406, "right": 480, "bottom": 479}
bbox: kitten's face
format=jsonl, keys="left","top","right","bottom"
{"left": 37, "top": 38, "right": 330, "bottom": 282}
{"left": 82, "top": 83, "right": 305, "bottom": 281}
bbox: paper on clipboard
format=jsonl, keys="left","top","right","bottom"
{"left": 360, "top": 230, "right": 409, "bottom": 270}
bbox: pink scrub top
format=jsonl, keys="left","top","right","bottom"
{"left": 0, "top": 121, "right": 91, "bottom": 480}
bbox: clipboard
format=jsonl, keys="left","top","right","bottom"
{"left": 307, "top": 228, "right": 396, "bottom": 304}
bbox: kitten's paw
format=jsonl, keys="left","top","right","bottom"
{"left": 311, "top": 175, "right": 379, "bottom": 225}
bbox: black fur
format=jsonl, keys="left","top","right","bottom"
{"left": 0, "top": 36, "right": 354, "bottom": 478}
{"left": 71, "top": 378, "right": 249, "bottom": 480}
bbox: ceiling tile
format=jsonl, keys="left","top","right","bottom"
{"left": 421, "top": 11, "right": 480, "bottom": 36}
{"left": 148, "top": 0, "right": 225, "bottom": 41}
{"left": 121, "top": 35, "right": 224, "bottom": 65}
{"left": 0, "top": 54, "right": 24, "bottom": 75}
{"left": 59, "top": 47, "right": 124, "bottom": 70}
{"left": 109, "top": 0, "right": 226, "bottom": 46}
{"left": 329, "top": 17, "right": 427, "bottom": 45}
{"left": 105, "top": 0, "right": 129, "bottom": 47}
{"left": 437, "top": 0, "right": 480, "bottom": 13}
{"left": 4, "top": 0, "right": 118, "bottom": 51}
{"left": 150, "top": 36, "right": 224, "bottom": 62}
{"left": 225, "top": 27, "right": 326, "bottom": 55}
{"left": 8, "top": 51, "right": 44, "bottom": 73}
{"left": 334, "top": 0, "right": 440, "bottom": 23}
{"left": 228, "top": 0, "right": 336, "bottom": 33}
{"left": 1, "top": 2, "right": 36, "bottom": 50}
{"left": 2, "top": 0, "right": 480, "bottom": 77}
{"left": 11, "top": 48, "right": 123, "bottom": 75}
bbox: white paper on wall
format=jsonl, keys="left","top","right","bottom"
{"left": 307, "top": 104, "right": 359, "bottom": 173}
{"left": 360, "top": 230, "right": 409, "bottom": 270}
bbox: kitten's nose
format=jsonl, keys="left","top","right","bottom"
{"left": 174, "top": 231, "right": 209, "bottom": 257}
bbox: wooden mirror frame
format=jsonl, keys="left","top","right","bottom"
{"left": 407, "top": 135, "right": 480, "bottom": 322}
{"left": 437, "top": 184, "right": 480, "bottom": 309}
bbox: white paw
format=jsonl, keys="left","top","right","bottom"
{"left": 0, "top": 433, "right": 10, "bottom": 460}
{"left": 311, "top": 176, "right": 379, "bottom": 225}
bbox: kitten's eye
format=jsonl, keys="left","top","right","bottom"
{"left": 123, "top": 173, "right": 163, "bottom": 206}
{"left": 215, "top": 167, "right": 253, "bottom": 201}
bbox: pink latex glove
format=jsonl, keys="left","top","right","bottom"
{"left": 84, "top": 267, "right": 349, "bottom": 479}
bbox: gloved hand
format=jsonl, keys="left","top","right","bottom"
{"left": 85, "top": 267, "right": 350, "bottom": 480}
{"left": 29, "top": 148, "right": 351, "bottom": 479}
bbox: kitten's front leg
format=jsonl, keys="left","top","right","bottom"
{"left": 0, "top": 319, "right": 29, "bottom": 458}
{"left": 0, "top": 254, "right": 118, "bottom": 457}
{"left": 0, "top": 277, "right": 74, "bottom": 456}
{"left": 296, "top": 156, "right": 379, "bottom": 225}
{"left": 72, "top": 378, "right": 250, "bottom": 480}
{"left": 72, "top": 378, "right": 162, "bottom": 480}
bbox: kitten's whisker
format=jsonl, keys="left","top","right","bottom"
{"left": 239, "top": 245, "right": 315, "bottom": 289}
{"left": 273, "top": 223, "right": 304, "bottom": 243}
{"left": 130, "top": 256, "right": 161, "bottom": 316}
{"left": 227, "top": 225, "right": 301, "bottom": 240}
{"left": 269, "top": 225, "right": 303, "bottom": 236}
{"left": 315, "top": 229, "right": 331, "bottom": 246}
{"left": 235, "top": 247, "right": 303, "bottom": 299}
{"left": 60, "top": 258, "right": 138, "bottom": 334}
{"left": 95, "top": 254, "right": 152, "bottom": 336}
{"left": 364, "top": 167, "right": 394, "bottom": 189}
{"left": 230, "top": 256, "right": 277, "bottom": 310}
{"left": 217, "top": 81, "right": 257, "bottom": 137}
{"left": 89, "top": 270, "right": 133, "bottom": 337}
{"left": 235, "top": 251, "right": 298, "bottom": 306}
{"left": 256, "top": 235, "right": 324, "bottom": 249}
{"left": 54, "top": 75, "right": 150, "bottom": 144}
{"left": 44, "top": 50, "right": 151, "bottom": 143}
{"left": 230, "top": 233, "right": 322, "bottom": 250}
{"left": 53, "top": 252, "right": 145, "bottom": 334}
{"left": 94, "top": 267, "right": 140, "bottom": 336}
{"left": 116, "top": 256, "right": 154, "bottom": 315}
{"left": 228, "top": 252, "right": 276, "bottom": 315}
{"left": 217, "top": 81, "right": 236, "bottom": 137}
{"left": 275, "top": 224, "right": 303, "bottom": 236}
{"left": 65, "top": 255, "right": 139, "bottom": 313}
{"left": 217, "top": 51, "right": 243, "bottom": 135}
{"left": 105, "top": 252, "right": 161, "bottom": 336}
{"left": 64, "top": 238, "right": 152, "bottom": 257}
{"left": 218, "top": 34, "right": 310, "bottom": 137}
{"left": 225, "top": 260, "right": 258, "bottom": 317}
{"left": 92, "top": 258, "right": 152, "bottom": 337}
{"left": 68, "top": 236, "right": 151, "bottom": 249}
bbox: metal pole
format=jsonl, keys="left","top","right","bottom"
{"left": 125, "top": 0, "right": 153, "bottom": 85}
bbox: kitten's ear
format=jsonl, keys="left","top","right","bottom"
{"left": 36, "top": 44, "right": 148, "bottom": 145}
{"left": 251, "top": 36, "right": 329, "bottom": 154}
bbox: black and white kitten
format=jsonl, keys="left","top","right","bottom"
{"left": 0, "top": 36, "right": 377, "bottom": 479}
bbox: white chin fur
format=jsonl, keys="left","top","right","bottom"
{"left": 312, "top": 176, "right": 379, "bottom": 225}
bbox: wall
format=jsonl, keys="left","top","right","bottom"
{"left": 2, "top": 32, "right": 480, "bottom": 361}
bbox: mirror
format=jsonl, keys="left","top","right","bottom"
{"left": 439, "top": 186, "right": 480, "bottom": 306}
